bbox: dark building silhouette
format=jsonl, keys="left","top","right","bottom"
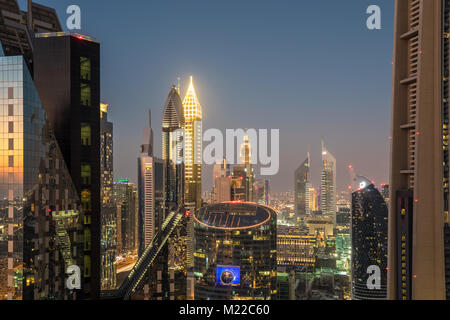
{"left": 351, "top": 177, "right": 388, "bottom": 300}
{"left": 33, "top": 33, "right": 101, "bottom": 299}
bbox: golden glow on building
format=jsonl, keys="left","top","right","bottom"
{"left": 182, "top": 76, "right": 202, "bottom": 208}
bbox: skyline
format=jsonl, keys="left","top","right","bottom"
{"left": 26, "top": 0, "right": 394, "bottom": 193}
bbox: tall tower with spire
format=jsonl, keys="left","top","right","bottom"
{"left": 295, "top": 153, "right": 310, "bottom": 218}
{"left": 162, "top": 85, "right": 185, "bottom": 211}
{"left": 321, "top": 138, "right": 337, "bottom": 224}
{"left": 182, "top": 76, "right": 203, "bottom": 209}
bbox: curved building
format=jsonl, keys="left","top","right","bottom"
{"left": 193, "top": 202, "right": 277, "bottom": 300}
{"left": 351, "top": 177, "right": 388, "bottom": 300}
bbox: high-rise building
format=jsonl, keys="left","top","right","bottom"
{"left": 295, "top": 153, "right": 310, "bottom": 217}
{"left": 33, "top": 32, "right": 101, "bottom": 299}
{"left": 308, "top": 187, "right": 318, "bottom": 212}
{"left": 320, "top": 139, "right": 336, "bottom": 224}
{"left": 162, "top": 85, "right": 184, "bottom": 211}
{"left": 277, "top": 226, "right": 315, "bottom": 272}
{"left": 113, "top": 179, "right": 137, "bottom": 255}
{"left": 138, "top": 111, "right": 156, "bottom": 255}
{"left": 0, "top": 0, "right": 62, "bottom": 70}
{"left": 389, "top": 0, "right": 450, "bottom": 300}
{"left": 255, "top": 179, "right": 270, "bottom": 205}
{"left": 99, "top": 103, "right": 116, "bottom": 291}
{"left": 182, "top": 76, "right": 202, "bottom": 209}
{"left": 0, "top": 56, "right": 84, "bottom": 300}
{"left": 194, "top": 202, "right": 277, "bottom": 300}
{"left": 213, "top": 159, "right": 231, "bottom": 203}
{"left": 351, "top": 177, "right": 388, "bottom": 300}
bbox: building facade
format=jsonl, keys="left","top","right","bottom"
{"left": 389, "top": 0, "right": 450, "bottom": 300}
{"left": 113, "top": 179, "right": 137, "bottom": 255}
{"left": 0, "top": 56, "right": 84, "bottom": 300}
{"left": 295, "top": 154, "right": 310, "bottom": 218}
{"left": 33, "top": 32, "right": 101, "bottom": 298}
{"left": 194, "top": 202, "right": 277, "bottom": 300}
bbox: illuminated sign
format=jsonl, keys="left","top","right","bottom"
{"left": 216, "top": 265, "right": 240, "bottom": 286}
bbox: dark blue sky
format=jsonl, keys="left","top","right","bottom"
{"left": 25, "top": 0, "right": 394, "bottom": 192}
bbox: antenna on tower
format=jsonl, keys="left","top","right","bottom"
{"left": 177, "top": 76, "right": 181, "bottom": 94}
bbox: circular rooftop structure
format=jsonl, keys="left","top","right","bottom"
{"left": 194, "top": 202, "right": 276, "bottom": 230}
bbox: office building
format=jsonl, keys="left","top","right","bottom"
{"left": 277, "top": 226, "right": 315, "bottom": 271}
{"left": 320, "top": 139, "right": 336, "bottom": 224}
{"left": 162, "top": 85, "right": 184, "bottom": 211}
{"left": 33, "top": 32, "right": 101, "bottom": 298}
{"left": 255, "top": 179, "right": 270, "bottom": 205}
{"left": 194, "top": 202, "right": 277, "bottom": 300}
{"left": 182, "top": 76, "right": 202, "bottom": 209}
{"left": 389, "top": 0, "right": 450, "bottom": 300}
{"left": 0, "top": 56, "right": 83, "bottom": 300}
{"left": 113, "top": 179, "right": 137, "bottom": 255}
{"left": 213, "top": 159, "right": 231, "bottom": 203}
{"left": 351, "top": 177, "right": 388, "bottom": 300}
{"left": 99, "top": 103, "right": 116, "bottom": 291}
{"left": 295, "top": 153, "right": 310, "bottom": 217}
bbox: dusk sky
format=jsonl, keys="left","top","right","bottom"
{"left": 23, "top": 0, "right": 395, "bottom": 193}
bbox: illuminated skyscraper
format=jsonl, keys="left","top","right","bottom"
{"left": 138, "top": 111, "right": 157, "bottom": 256}
{"left": 100, "top": 103, "right": 116, "bottom": 291}
{"left": 182, "top": 76, "right": 202, "bottom": 209}
{"left": 351, "top": 176, "right": 388, "bottom": 300}
{"left": 295, "top": 153, "right": 310, "bottom": 217}
{"left": 389, "top": 0, "right": 450, "bottom": 300}
{"left": 162, "top": 85, "right": 184, "bottom": 211}
{"left": 113, "top": 179, "right": 138, "bottom": 255}
{"left": 320, "top": 139, "right": 336, "bottom": 223}
{"left": 255, "top": 179, "right": 270, "bottom": 205}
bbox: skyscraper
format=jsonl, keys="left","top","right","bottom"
{"left": 33, "top": 32, "right": 102, "bottom": 299}
{"left": 255, "top": 179, "right": 270, "bottom": 205}
{"left": 100, "top": 103, "right": 116, "bottom": 291}
{"left": 182, "top": 76, "right": 202, "bottom": 209}
{"left": 389, "top": 0, "right": 450, "bottom": 300}
{"left": 213, "top": 159, "right": 231, "bottom": 203}
{"left": 351, "top": 176, "right": 388, "bottom": 300}
{"left": 162, "top": 85, "right": 184, "bottom": 211}
{"left": 113, "top": 179, "right": 138, "bottom": 255}
{"left": 138, "top": 111, "right": 156, "bottom": 256}
{"left": 320, "top": 139, "right": 336, "bottom": 224}
{"left": 295, "top": 153, "right": 310, "bottom": 217}
{"left": 0, "top": 56, "right": 84, "bottom": 300}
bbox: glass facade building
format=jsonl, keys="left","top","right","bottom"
{"left": 194, "top": 202, "right": 277, "bottom": 300}
{"left": 0, "top": 56, "right": 83, "bottom": 300}
{"left": 351, "top": 177, "right": 388, "bottom": 300}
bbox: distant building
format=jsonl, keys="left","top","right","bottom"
{"left": 194, "top": 203, "right": 277, "bottom": 300}
{"left": 320, "top": 139, "right": 336, "bottom": 224}
{"left": 100, "top": 103, "right": 116, "bottom": 291}
{"left": 277, "top": 226, "right": 315, "bottom": 271}
{"left": 113, "top": 179, "right": 137, "bottom": 255}
{"left": 255, "top": 179, "right": 270, "bottom": 205}
{"left": 182, "top": 76, "right": 202, "bottom": 209}
{"left": 351, "top": 177, "right": 388, "bottom": 300}
{"left": 213, "top": 159, "right": 231, "bottom": 203}
{"left": 295, "top": 154, "right": 310, "bottom": 217}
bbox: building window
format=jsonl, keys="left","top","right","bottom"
{"left": 8, "top": 122, "right": 13, "bottom": 133}
{"left": 8, "top": 87, "right": 13, "bottom": 99}
{"left": 8, "top": 139, "right": 13, "bottom": 150}
{"left": 8, "top": 156, "right": 13, "bottom": 167}
{"left": 81, "top": 189, "right": 92, "bottom": 212}
{"left": 80, "top": 57, "right": 91, "bottom": 81}
{"left": 81, "top": 83, "right": 91, "bottom": 106}
{"left": 8, "top": 104, "right": 13, "bottom": 116}
{"left": 81, "top": 123, "right": 91, "bottom": 146}
{"left": 81, "top": 164, "right": 91, "bottom": 185}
